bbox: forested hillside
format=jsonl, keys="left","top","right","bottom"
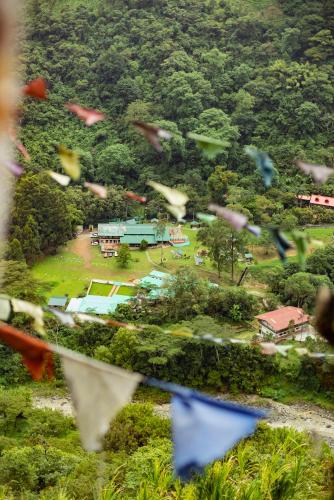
{"left": 0, "top": 1, "right": 333, "bottom": 497}
{"left": 10, "top": 0, "right": 333, "bottom": 260}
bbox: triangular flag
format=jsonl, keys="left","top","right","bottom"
{"left": 245, "top": 146, "right": 274, "bottom": 188}
{"left": 171, "top": 389, "right": 266, "bottom": 479}
{"left": 48, "top": 170, "right": 71, "bottom": 186}
{"left": 209, "top": 204, "right": 247, "bottom": 231}
{"left": 132, "top": 121, "right": 172, "bottom": 152}
{"left": 54, "top": 345, "right": 143, "bottom": 451}
{"left": 58, "top": 145, "right": 81, "bottom": 180}
{"left": 84, "top": 182, "right": 108, "bottom": 199}
{"left": 269, "top": 228, "right": 292, "bottom": 261}
{"left": 0, "top": 322, "right": 53, "bottom": 380}
{"left": 48, "top": 307, "right": 76, "bottom": 327}
{"left": 65, "top": 103, "right": 105, "bottom": 126}
{"left": 11, "top": 298, "right": 45, "bottom": 335}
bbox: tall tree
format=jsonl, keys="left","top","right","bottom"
{"left": 197, "top": 220, "right": 247, "bottom": 281}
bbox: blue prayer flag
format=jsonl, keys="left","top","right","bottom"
{"left": 147, "top": 379, "right": 266, "bottom": 480}
{"left": 245, "top": 146, "right": 274, "bottom": 188}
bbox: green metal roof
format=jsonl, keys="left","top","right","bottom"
{"left": 98, "top": 223, "right": 170, "bottom": 242}
{"left": 149, "top": 270, "right": 170, "bottom": 279}
{"left": 121, "top": 234, "right": 156, "bottom": 245}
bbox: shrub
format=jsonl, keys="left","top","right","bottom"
{"left": 104, "top": 403, "right": 170, "bottom": 453}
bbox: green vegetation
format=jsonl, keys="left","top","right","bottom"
{"left": 1, "top": 0, "right": 333, "bottom": 496}
{"left": 0, "top": 386, "right": 330, "bottom": 499}
{"left": 88, "top": 282, "right": 112, "bottom": 296}
{"left": 117, "top": 286, "right": 137, "bottom": 297}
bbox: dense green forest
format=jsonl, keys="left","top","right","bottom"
{"left": 9, "top": 0, "right": 334, "bottom": 261}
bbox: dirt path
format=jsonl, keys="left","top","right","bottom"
{"left": 72, "top": 232, "right": 93, "bottom": 269}
{"left": 33, "top": 394, "right": 334, "bottom": 448}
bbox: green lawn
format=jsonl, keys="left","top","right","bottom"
{"left": 32, "top": 227, "right": 208, "bottom": 298}
{"left": 117, "top": 285, "right": 137, "bottom": 296}
{"left": 89, "top": 282, "right": 112, "bottom": 296}
{"left": 33, "top": 242, "right": 154, "bottom": 298}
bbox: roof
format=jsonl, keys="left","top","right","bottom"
{"left": 297, "top": 194, "right": 334, "bottom": 207}
{"left": 256, "top": 306, "right": 309, "bottom": 332}
{"left": 66, "top": 298, "right": 83, "bottom": 313}
{"left": 310, "top": 194, "right": 334, "bottom": 207}
{"left": 98, "top": 223, "right": 170, "bottom": 242}
{"left": 48, "top": 296, "right": 67, "bottom": 307}
{"left": 66, "top": 295, "right": 133, "bottom": 315}
{"left": 139, "top": 270, "right": 171, "bottom": 289}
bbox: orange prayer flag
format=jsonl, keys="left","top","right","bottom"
{"left": 0, "top": 322, "right": 53, "bottom": 380}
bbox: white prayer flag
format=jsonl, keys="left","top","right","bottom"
{"left": 11, "top": 298, "right": 45, "bottom": 335}
{"left": 53, "top": 345, "right": 143, "bottom": 451}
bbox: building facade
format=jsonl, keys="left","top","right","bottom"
{"left": 255, "top": 306, "right": 313, "bottom": 341}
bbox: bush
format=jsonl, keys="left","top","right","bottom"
{"left": 104, "top": 403, "right": 170, "bottom": 453}
{"left": 139, "top": 239, "right": 148, "bottom": 250}
{"left": 0, "top": 445, "right": 79, "bottom": 493}
{"left": 206, "top": 287, "right": 259, "bottom": 321}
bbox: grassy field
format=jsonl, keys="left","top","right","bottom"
{"left": 118, "top": 285, "right": 137, "bottom": 296}
{"left": 89, "top": 282, "right": 112, "bottom": 296}
{"left": 32, "top": 226, "right": 208, "bottom": 298}
{"left": 32, "top": 226, "right": 334, "bottom": 299}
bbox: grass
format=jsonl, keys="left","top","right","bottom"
{"left": 118, "top": 286, "right": 137, "bottom": 296}
{"left": 32, "top": 225, "right": 334, "bottom": 299}
{"left": 89, "top": 282, "right": 112, "bottom": 296}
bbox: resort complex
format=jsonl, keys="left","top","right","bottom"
{"left": 92, "top": 220, "right": 189, "bottom": 256}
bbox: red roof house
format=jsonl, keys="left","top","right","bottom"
{"left": 297, "top": 194, "right": 334, "bottom": 208}
{"left": 255, "top": 306, "right": 311, "bottom": 340}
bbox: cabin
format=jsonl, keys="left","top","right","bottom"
{"left": 255, "top": 306, "right": 314, "bottom": 341}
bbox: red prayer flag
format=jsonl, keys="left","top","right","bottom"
{"left": 23, "top": 78, "right": 47, "bottom": 100}
{"left": 0, "top": 322, "right": 53, "bottom": 380}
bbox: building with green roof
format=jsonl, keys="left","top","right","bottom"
{"left": 97, "top": 223, "right": 171, "bottom": 248}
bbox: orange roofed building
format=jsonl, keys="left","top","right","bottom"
{"left": 297, "top": 194, "right": 334, "bottom": 208}
{"left": 255, "top": 306, "right": 314, "bottom": 341}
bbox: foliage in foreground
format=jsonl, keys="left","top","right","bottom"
{"left": 0, "top": 387, "right": 331, "bottom": 499}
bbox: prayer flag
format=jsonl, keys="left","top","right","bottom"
{"left": 187, "top": 132, "right": 228, "bottom": 160}
{"left": 54, "top": 345, "right": 143, "bottom": 451}
{"left": 11, "top": 298, "right": 45, "bottom": 335}
{"left": 245, "top": 146, "right": 274, "bottom": 188}
{"left": 171, "top": 389, "right": 266, "bottom": 479}
{"left": 23, "top": 77, "right": 47, "bottom": 99}
{"left": 84, "top": 182, "right": 108, "bottom": 199}
{"left": 65, "top": 103, "right": 105, "bottom": 126}
{"left": 296, "top": 160, "right": 334, "bottom": 184}
{"left": 132, "top": 121, "right": 172, "bottom": 152}
{"left": 0, "top": 322, "right": 53, "bottom": 380}
{"left": 269, "top": 228, "right": 292, "bottom": 262}
{"left": 58, "top": 145, "right": 80, "bottom": 180}
{"left": 48, "top": 170, "right": 71, "bottom": 186}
